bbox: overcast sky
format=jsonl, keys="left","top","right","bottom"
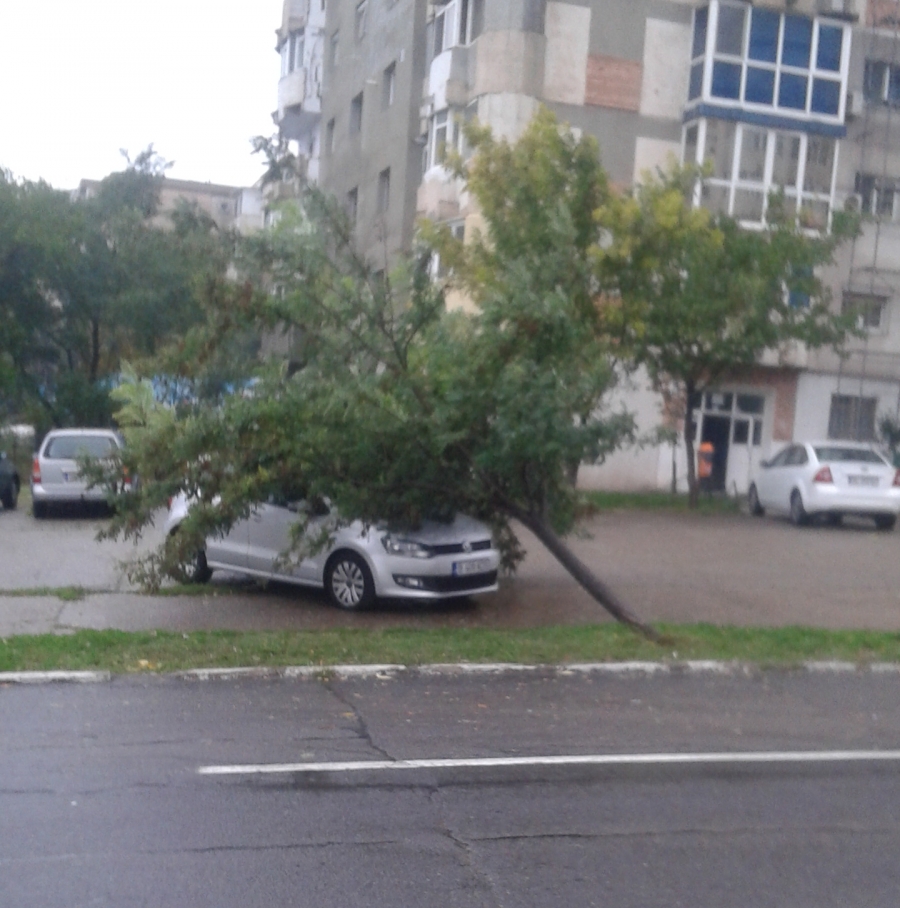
{"left": 0, "top": 0, "right": 284, "bottom": 190}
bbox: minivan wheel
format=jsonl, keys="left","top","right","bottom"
{"left": 325, "top": 551, "right": 375, "bottom": 610}
{"left": 790, "top": 490, "right": 809, "bottom": 526}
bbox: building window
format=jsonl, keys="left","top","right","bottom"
{"left": 427, "top": 109, "right": 462, "bottom": 169}
{"left": 377, "top": 167, "right": 390, "bottom": 212}
{"left": 382, "top": 62, "right": 396, "bottom": 108}
{"left": 689, "top": 2, "right": 847, "bottom": 121}
{"left": 326, "top": 118, "right": 335, "bottom": 154}
{"left": 842, "top": 292, "right": 886, "bottom": 330}
{"left": 433, "top": 0, "right": 472, "bottom": 56}
{"left": 346, "top": 187, "right": 358, "bottom": 224}
{"left": 863, "top": 59, "right": 900, "bottom": 105}
{"left": 687, "top": 118, "right": 834, "bottom": 227}
{"left": 355, "top": 0, "right": 367, "bottom": 40}
{"left": 855, "top": 173, "right": 900, "bottom": 220}
{"left": 281, "top": 30, "right": 305, "bottom": 76}
{"left": 350, "top": 92, "right": 363, "bottom": 135}
{"left": 828, "top": 394, "right": 877, "bottom": 441}
{"left": 330, "top": 31, "right": 339, "bottom": 68}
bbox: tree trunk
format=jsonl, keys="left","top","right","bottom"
{"left": 510, "top": 507, "right": 660, "bottom": 641}
{"left": 684, "top": 380, "right": 699, "bottom": 509}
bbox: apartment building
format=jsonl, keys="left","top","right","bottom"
{"left": 75, "top": 177, "right": 265, "bottom": 234}
{"left": 275, "top": 0, "right": 900, "bottom": 494}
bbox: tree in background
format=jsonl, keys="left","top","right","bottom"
{"left": 0, "top": 149, "right": 231, "bottom": 432}
{"left": 103, "top": 113, "right": 651, "bottom": 634}
{"left": 596, "top": 168, "right": 859, "bottom": 506}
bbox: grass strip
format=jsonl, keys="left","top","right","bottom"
{"left": 0, "top": 586, "right": 90, "bottom": 601}
{"left": 579, "top": 490, "right": 742, "bottom": 515}
{"left": 3, "top": 624, "right": 900, "bottom": 674}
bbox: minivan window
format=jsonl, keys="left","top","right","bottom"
{"left": 44, "top": 436, "right": 117, "bottom": 459}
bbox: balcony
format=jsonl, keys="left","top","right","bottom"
{"left": 278, "top": 68, "right": 307, "bottom": 113}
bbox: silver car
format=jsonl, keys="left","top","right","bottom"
{"left": 748, "top": 441, "right": 900, "bottom": 529}
{"left": 31, "top": 428, "right": 126, "bottom": 518}
{"left": 164, "top": 492, "right": 501, "bottom": 610}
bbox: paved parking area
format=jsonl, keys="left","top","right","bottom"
{"left": 1, "top": 499, "right": 899, "bottom": 632}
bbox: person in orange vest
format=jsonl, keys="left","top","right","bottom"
{"left": 698, "top": 440, "right": 715, "bottom": 491}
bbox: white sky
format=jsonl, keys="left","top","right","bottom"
{"left": 0, "top": 0, "right": 284, "bottom": 190}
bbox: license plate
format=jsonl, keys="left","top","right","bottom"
{"left": 453, "top": 558, "right": 491, "bottom": 576}
{"left": 848, "top": 475, "right": 879, "bottom": 487}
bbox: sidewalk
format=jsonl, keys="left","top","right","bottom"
{"left": 3, "top": 509, "right": 900, "bottom": 636}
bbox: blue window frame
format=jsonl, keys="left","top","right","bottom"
{"left": 749, "top": 8, "right": 779, "bottom": 63}
{"left": 745, "top": 67, "right": 775, "bottom": 104}
{"left": 712, "top": 62, "right": 742, "bottom": 99}
{"left": 782, "top": 16, "right": 812, "bottom": 68}
{"left": 689, "top": 63, "right": 704, "bottom": 100}
{"left": 811, "top": 78, "right": 840, "bottom": 115}
{"left": 779, "top": 73, "right": 808, "bottom": 109}
{"left": 816, "top": 25, "right": 842, "bottom": 72}
{"left": 692, "top": 6, "right": 708, "bottom": 59}
{"left": 688, "top": 3, "right": 847, "bottom": 125}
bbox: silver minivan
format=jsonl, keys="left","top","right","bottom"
{"left": 31, "top": 429, "right": 126, "bottom": 518}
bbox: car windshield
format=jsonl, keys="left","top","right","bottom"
{"left": 813, "top": 446, "right": 886, "bottom": 465}
{"left": 45, "top": 436, "right": 117, "bottom": 459}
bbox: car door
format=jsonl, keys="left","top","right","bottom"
{"left": 755, "top": 446, "right": 792, "bottom": 510}
{"left": 204, "top": 516, "right": 250, "bottom": 570}
{"left": 246, "top": 495, "right": 331, "bottom": 581}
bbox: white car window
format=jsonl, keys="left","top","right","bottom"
{"left": 813, "top": 446, "right": 887, "bottom": 465}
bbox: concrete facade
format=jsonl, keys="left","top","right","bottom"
{"left": 275, "top": 0, "right": 900, "bottom": 494}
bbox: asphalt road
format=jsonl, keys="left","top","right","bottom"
{"left": 3, "top": 669, "right": 900, "bottom": 907}
{"left": 2, "top": 498, "right": 900, "bottom": 631}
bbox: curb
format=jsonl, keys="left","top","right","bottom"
{"left": 4, "top": 660, "right": 900, "bottom": 684}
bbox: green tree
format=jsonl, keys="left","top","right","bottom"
{"left": 597, "top": 167, "right": 858, "bottom": 506}
{"left": 103, "top": 114, "right": 652, "bottom": 634}
{"left": 0, "top": 152, "right": 231, "bottom": 430}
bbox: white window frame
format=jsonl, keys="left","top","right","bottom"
{"left": 690, "top": 1, "right": 850, "bottom": 125}
{"left": 683, "top": 117, "right": 836, "bottom": 228}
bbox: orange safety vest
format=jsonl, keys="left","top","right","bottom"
{"left": 698, "top": 441, "right": 714, "bottom": 479}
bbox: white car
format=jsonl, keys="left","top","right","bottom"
{"left": 748, "top": 441, "right": 900, "bottom": 529}
{"left": 31, "top": 428, "right": 127, "bottom": 518}
{"left": 164, "top": 493, "right": 501, "bottom": 609}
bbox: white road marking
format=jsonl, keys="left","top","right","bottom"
{"left": 198, "top": 750, "right": 900, "bottom": 776}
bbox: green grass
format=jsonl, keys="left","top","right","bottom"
{"left": 0, "top": 586, "right": 89, "bottom": 601}
{"left": 3, "top": 624, "right": 900, "bottom": 674}
{"left": 579, "top": 490, "right": 742, "bottom": 515}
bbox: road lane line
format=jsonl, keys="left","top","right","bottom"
{"left": 198, "top": 750, "right": 900, "bottom": 775}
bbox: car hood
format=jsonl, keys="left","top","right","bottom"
{"left": 381, "top": 514, "right": 492, "bottom": 543}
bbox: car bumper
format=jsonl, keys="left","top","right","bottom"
{"left": 31, "top": 482, "right": 109, "bottom": 504}
{"left": 371, "top": 552, "right": 501, "bottom": 600}
{"left": 804, "top": 485, "right": 900, "bottom": 516}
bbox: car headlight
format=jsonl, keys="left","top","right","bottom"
{"left": 381, "top": 534, "right": 433, "bottom": 558}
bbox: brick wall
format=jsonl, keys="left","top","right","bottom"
{"left": 585, "top": 56, "right": 642, "bottom": 111}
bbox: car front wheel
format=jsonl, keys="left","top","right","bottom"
{"left": 1, "top": 480, "right": 18, "bottom": 510}
{"left": 790, "top": 490, "right": 809, "bottom": 526}
{"left": 167, "top": 531, "right": 213, "bottom": 584}
{"left": 325, "top": 551, "right": 375, "bottom": 610}
{"left": 748, "top": 484, "right": 764, "bottom": 516}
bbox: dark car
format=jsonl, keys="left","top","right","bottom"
{"left": 0, "top": 450, "right": 20, "bottom": 510}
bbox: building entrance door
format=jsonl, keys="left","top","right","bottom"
{"left": 695, "top": 391, "right": 766, "bottom": 495}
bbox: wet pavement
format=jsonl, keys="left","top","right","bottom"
{"left": 2, "top": 501, "right": 900, "bottom": 635}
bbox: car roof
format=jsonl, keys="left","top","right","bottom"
{"left": 44, "top": 428, "right": 119, "bottom": 436}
